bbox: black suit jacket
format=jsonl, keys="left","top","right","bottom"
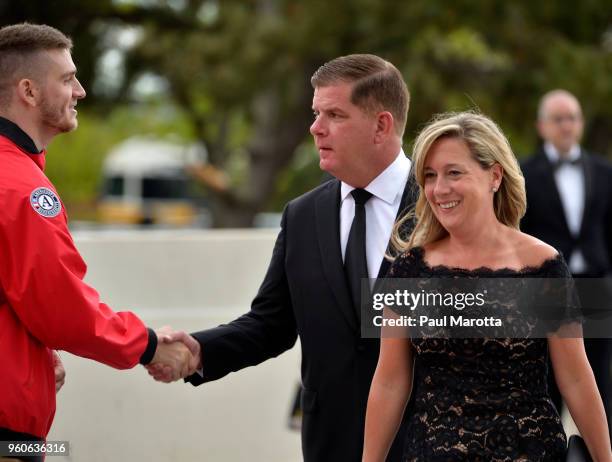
{"left": 186, "top": 175, "right": 416, "bottom": 461}
{"left": 521, "top": 149, "right": 612, "bottom": 276}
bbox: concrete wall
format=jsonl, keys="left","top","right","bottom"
{"left": 46, "top": 229, "right": 302, "bottom": 462}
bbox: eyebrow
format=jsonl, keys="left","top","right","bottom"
{"left": 424, "top": 163, "right": 464, "bottom": 169}
{"left": 60, "top": 69, "right": 77, "bottom": 79}
{"left": 312, "top": 105, "right": 346, "bottom": 114}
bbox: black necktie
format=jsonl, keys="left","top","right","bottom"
{"left": 345, "top": 189, "right": 373, "bottom": 319}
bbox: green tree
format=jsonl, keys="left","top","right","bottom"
{"left": 2, "top": 0, "right": 611, "bottom": 226}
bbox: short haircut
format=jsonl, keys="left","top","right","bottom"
{"left": 311, "top": 54, "right": 410, "bottom": 137}
{"left": 0, "top": 23, "right": 73, "bottom": 106}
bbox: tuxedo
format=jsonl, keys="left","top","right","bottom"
{"left": 521, "top": 148, "right": 612, "bottom": 277}
{"left": 521, "top": 147, "right": 612, "bottom": 434}
{"left": 186, "top": 165, "right": 417, "bottom": 461}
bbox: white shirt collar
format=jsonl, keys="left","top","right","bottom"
{"left": 340, "top": 150, "right": 411, "bottom": 205}
{"left": 544, "top": 142, "right": 581, "bottom": 163}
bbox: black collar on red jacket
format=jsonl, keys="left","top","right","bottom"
{"left": 0, "top": 116, "right": 41, "bottom": 154}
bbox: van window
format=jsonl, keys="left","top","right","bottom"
{"left": 104, "top": 176, "right": 124, "bottom": 196}
{"left": 142, "top": 177, "right": 189, "bottom": 199}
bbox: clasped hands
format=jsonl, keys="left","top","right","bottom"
{"left": 146, "top": 327, "right": 201, "bottom": 383}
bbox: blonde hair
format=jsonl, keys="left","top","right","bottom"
{"left": 391, "top": 111, "right": 526, "bottom": 255}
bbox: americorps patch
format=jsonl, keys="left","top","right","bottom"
{"left": 30, "top": 187, "right": 62, "bottom": 218}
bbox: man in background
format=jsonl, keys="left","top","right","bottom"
{"left": 0, "top": 23, "right": 195, "bottom": 460}
{"left": 521, "top": 89, "right": 612, "bottom": 438}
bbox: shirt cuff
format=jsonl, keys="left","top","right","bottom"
{"left": 139, "top": 328, "right": 157, "bottom": 365}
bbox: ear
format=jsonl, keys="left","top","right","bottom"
{"left": 373, "top": 111, "right": 394, "bottom": 143}
{"left": 15, "top": 78, "right": 40, "bottom": 108}
{"left": 491, "top": 163, "right": 503, "bottom": 189}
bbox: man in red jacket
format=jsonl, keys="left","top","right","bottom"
{"left": 0, "top": 23, "right": 198, "bottom": 460}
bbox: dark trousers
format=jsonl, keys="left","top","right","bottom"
{"left": 0, "top": 428, "right": 44, "bottom": 462}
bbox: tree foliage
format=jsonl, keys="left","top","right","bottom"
{"left": 2, "top": 0, "right": 611, "bottom": 225}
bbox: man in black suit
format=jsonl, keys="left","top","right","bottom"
{"left": 521, "top": 89, "right": 612, "bottom": 436}
{"left": 148, "top": 54, "right": 415, "bottom": 461}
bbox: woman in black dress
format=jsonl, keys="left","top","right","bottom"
{"left": 362, "top": 112, "right": 611, "bottom": 461}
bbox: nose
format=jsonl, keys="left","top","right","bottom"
{"left": 310, "top": 116, "right": 326, "bottom": 138}
{"left": 73, "top": 78, "right": 86, "bottom": 100}
{"left": 433, "top": 176, "right": 451, "bottom": 197}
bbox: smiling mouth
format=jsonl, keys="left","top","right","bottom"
{"left": 438, "top": 200, "right": 460, "bottom": 209}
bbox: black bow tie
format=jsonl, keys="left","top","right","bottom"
{"left": 553, "top": 156, "right": 582, "bottom": 171}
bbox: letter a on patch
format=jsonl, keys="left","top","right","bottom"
{"left": 30, "top": 187, "right": 62, "bottom": 218}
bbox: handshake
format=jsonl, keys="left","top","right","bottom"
{"left": 146, "top": 327, "right": 201, "bottom": 383}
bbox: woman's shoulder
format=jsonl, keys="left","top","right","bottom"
{"left": 513, "top": 232, "right": 557, "bottom": 263}
{"left": 513, "top": 232, "right": 568, "bottom": 275}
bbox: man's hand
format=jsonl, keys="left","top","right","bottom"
{"left": 53, "top": 351, "right": 65, "bottom": 393}
{"left": 146, "top": 327, "right": 201, "bottom": 383}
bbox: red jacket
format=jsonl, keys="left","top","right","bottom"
{"left": 0, "top": 124, "right": 154, "bottom": 440}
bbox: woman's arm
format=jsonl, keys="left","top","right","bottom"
{"left": 549, "top": 330, "right": 612, "bottom": 462}
{"left": 363, "top": 308, "right": 414, "bottom": 462}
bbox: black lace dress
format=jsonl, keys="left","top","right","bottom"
{"left": 388, "top": 247, "right": 572, "bottom": 462}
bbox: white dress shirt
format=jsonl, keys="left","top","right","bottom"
{"left": 340, "top": 151, "right": 412, "bottom": 279}
{"left": 544, "top": 142, "right": 587, "bottom": 273}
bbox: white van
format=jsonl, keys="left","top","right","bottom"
{"left": 98, "top": 136, "right": 209, "bottom": 226}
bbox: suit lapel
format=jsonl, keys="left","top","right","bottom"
{"left": 536, "top": 151, "right": 573, "bottom": 236}
{"left": 579, "top": 151, "right": 594, "bottom": 238}
{"left": 314, "top": 167, "right": 417, "bottom": 331}
{"left": 315, "top": 180, "right": 358, "bottom": 331}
